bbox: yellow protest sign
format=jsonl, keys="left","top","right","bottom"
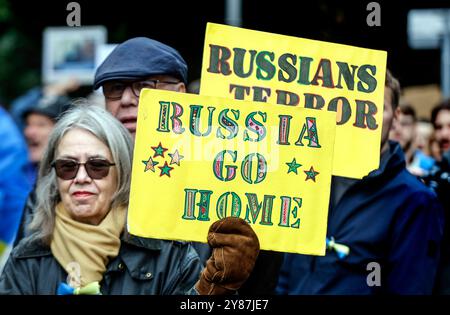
{"left": 128, "top": 89, "right": 336, "bottom": 255}
{"left": 200, "top": 23, "right": 387, "bottom": 179}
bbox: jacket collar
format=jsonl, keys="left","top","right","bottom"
{"left": 329, "top": 141, "right": 406, "bottom": 209}
{"left": 13, "top": 239, "right": 52, "bottom": 259}
{"left": 365, "top": 140, "right": 405, "bottom": 180}
{"left": 120, "top": 231, "right": 163, "bottom": 251}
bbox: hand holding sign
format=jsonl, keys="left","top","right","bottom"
{"left": 195, "top": 217, "right": 260, "bottom": 295}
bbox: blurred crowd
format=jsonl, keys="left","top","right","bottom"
{"left": 0, "top": 32, "right": 449, "bottom": 295}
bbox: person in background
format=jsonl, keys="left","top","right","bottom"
{"left": 9, "top": 79, "right": 80, "bottom": 131}
{"left": 389, "top": 104, "right": 417, "bottom": 165}
{"left": 0, "top": 104, "right": 259, "bottom": 295}
{"left": 431, "top": 99, "right": 450, "bottom": 162}
{"left": 22, "top": 96, "right": 72, "bottom": 185}
{"left": 430, "top": 99, "right": 450, "bottom": 294}
{"left": 429, "top": 134, "right": 442, "bottom": 163}
{"left": 0, "top": 105, "right": 32, "bottom": 273}
{"left": 389, "top": 104, "right": 435, "bottom": 176}
{"left": 415, "top": 119, "right": 434, "bottom": 156}
{"left": 276, "top": 70, "right": 444, "bottom": 295}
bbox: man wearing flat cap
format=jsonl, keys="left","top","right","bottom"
{"left": 94, "top": 37, "right": 187, "bottom": 138}
{"left": 93, "top": 37, "right": 283, "bottom": 295}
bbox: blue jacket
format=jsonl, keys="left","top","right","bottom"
{"left": 276, "top": 141, "right": 444, "bottom": 295}
{"left": 0, "top": 106, "right": 32, "bottom": 252}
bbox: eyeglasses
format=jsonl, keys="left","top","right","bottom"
{"left": 51, "top": 158, "right": 116, "bottom": 180}
{"left": 102, "top": 79, "right": 180, "bottom": 100}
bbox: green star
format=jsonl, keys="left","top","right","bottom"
{"left": 142, "top": 156, "right": 159, "bottom": 172}
{"left": 158, "top": 161, "right": 174, "bottom": 177}
{"left": 304, "top": 166, "right": 320, "bottom": 182}
{"left": 151, "top": 142, "right": 168, "bottom": 158}
{"left": 286, "top": 158, "right": 302, "bottom": 174}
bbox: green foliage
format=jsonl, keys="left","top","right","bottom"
{"left": 0, "top": 0, "right": 11, "bottom": 23}
{"left": 0, "top": 28, "right": 40, "bottom": 107}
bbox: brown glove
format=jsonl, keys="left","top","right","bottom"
{"left": 195, "top": 217, "right": 260, "bottom": 295}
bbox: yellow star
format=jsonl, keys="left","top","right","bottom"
{"left": 142, "top": 156, "right": 158, "bottom": 172}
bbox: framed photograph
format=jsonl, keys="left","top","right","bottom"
{"left": 42, "top": 26, "right": 107, "bottom": 85}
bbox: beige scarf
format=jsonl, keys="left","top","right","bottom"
{"left": 50, "top": 202, "right": 126, "bottom": 287}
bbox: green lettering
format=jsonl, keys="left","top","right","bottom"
{"left": 256, "top": 51, "right": 276, "bottom": 80}
{"left": 233, "top": 48, "right": 257, "bottom": 78}
{"left": 207, "top": 44, "right": 232, "bottom": 75}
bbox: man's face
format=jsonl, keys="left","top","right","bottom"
{"left": 104, "top": 74, "right": 186, "bottom": 139}
{"left": 24, "top": 113, "right": 55, "bottom": 163}
{"left": 389, "top": 111, "right": 416, "bottom": 151}
{"left": 381, "top": 87, "right": 397, "bottom": 153}
{"left": 434, "top": 109, "right": 450, "bottom": 155}
{"left": 415, "top": 121, "right": 433, "bottom": 153}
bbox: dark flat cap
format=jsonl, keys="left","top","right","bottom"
{"left": 93, "top": 37, "right": 188, "bottom": 89}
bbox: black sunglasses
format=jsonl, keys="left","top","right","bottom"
{"left": 51, "top": 158, "right": 116, "bottom": 180}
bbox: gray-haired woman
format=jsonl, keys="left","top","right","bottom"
{"left": 0, "top": 103, "right": 259, "bottom": 295}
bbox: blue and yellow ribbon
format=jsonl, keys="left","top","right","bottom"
{"left": 326, "top": 237, "right": 350, "bottom": 259}
{"left": 57, "top": 282, "right": 101, "bottom": 295}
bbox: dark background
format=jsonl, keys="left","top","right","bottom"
{"left": 1, "top": 0, "right": 449, "bottom": 105}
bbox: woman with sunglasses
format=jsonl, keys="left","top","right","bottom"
{"left": 0, "top": 103, "right": 260, "bottom": 295}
